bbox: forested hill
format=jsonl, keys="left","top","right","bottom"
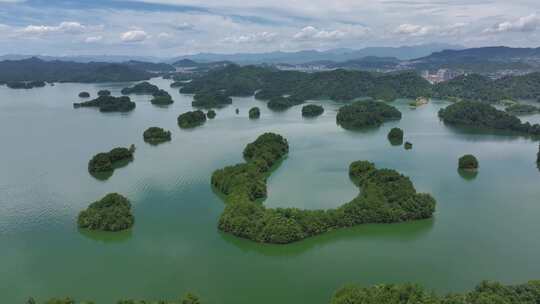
{"left": 180, "top": 64, "right": 540, "bottom": 103}
{"left": 0, "top": 58, "right": 153, "bottom": 82}
{"left": 180, "top": 64, "right": 432, "bottom": 102}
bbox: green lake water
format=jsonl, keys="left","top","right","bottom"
{"left": 1, "top": 78, "right": 540, "bottom": 303}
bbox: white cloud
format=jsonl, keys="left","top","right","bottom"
{"left": 394, "top": 24, "right": 435, "bottom": 36}
{"left": 84, "top": 36, "right": 102, "bottom": 43}
{"left": 20, "top": 21, "right": 88, "bottom": 35}
{"left": 174, "top": 22, "right": 194, "bottom": 31}
{"left": 293, "top": 25, "right": 369, "bottom": 41}
{"left": 120, "top": 30, "right": 150, "bottom": 42}
{"left": 158, "top": 32, "right": 172, "bottom": 39}
{"left": 484, "top": 14, "right": 540, "bottom": 33}
{"left": 222, "top": 31, "right": 277, "bottom": 43}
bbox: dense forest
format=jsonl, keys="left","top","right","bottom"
{"left": 77, "top": 193, "right": 134, "bottom": 232}
{"left": 143, "top": 127, "right": 172, "bottom": 145}
{"left": 211, "top": 133, "right": 435, "bottom": 244}
{"left": 438, "top": 101, "right": 540, "bottom": 135}
{"left": 73, "top": 95, "right": 136, "bottom": 113}
{"left": 301, "top": 104, "right": 324, "bottom": 117}
{"left": 121, "top": 82, "right": 160, "bottom": 95}
{"left": 0, "top": 58, "right": 152, "bottom": 82}
{"left": 177, "top": 110, "right": 207, "bottom": 128}
{"left": 88, "top": 146, "right": 135, "bottom": 176}
{"left": 336, "top": 100, "right": 402, "bottom": 129}
{"left": 192, "top": 92, "right": 233, "bottom": 108}
{"left": 5, "top": 80, "right": 46, "bottom": 89}
{"left": 151, "top": 89, "right": 174, "bottom": 106}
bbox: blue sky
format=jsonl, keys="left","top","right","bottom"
{"left": 0, "top": 0, "right": 539, "bottom": 56}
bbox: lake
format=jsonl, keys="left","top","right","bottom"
{"left": 1, "top": 78, "right": 540, "bottom": 304}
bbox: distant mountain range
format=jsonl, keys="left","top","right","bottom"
{"left": 170, "top": 43, "right": 464, "bottom": 64}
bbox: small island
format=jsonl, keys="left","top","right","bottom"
{"left": 78, "top": 91, "right": 90, "bottom": 98}
{"left": 409, "top": 97, "right": 429, "bottom": 107}
{"left": 151, "top": 89, "right": 174, "bottom": 106}
{"left": 301, "top": 104, "right": 324, "bottom": 117}
{"left": 505, "top": 104, "right": 540, "bottom": 115}
{"left": 77, "top": 193, "right": 134, "bottom": 232}
{"left": 88, "top": 145, "right": 135, "bottom": 175}
{"left": 267, "top": 96, "right": 304, "bottom": 111}
{"left": 192, "top": 92, "right": 232, "bottom": 109}
{"left": 387, "top": 127, "right": 404, "bottom": 145}
{"left": 207, "top": 110, "right": 216, "bottom": 119}
{"left": 211, "top": 133, "right": 436, "bottom": 244}
{"left": 249, "top": 107, "right": 260, "bottom": 119}
{"left": 97, "top": 89, "right": 111, "bottom": 97}
{"left": 6, "top": 80, "right": 46, "bottom": 89}
{"left": 178, "top": 110, "right": 207, "bottom": 128}
{"left": 404, "top": 142, "right": 413, "bottom": 150}
{"left": 143, "top": 127, "right": 172, "bottom": 145}
{"left": 336, "top": 100, "right": 402, "bottom": 130}
{"left": 438, "top": 101, "right": 540, "bottom": 136}
{"left": 459, "top": 154, "right": 479, "bottom": 170}
{"left": 74, "top": 95, "right": 136, "bottom": 112}
{"left": 121, "top": 81, "right": 160, "bottom": 95}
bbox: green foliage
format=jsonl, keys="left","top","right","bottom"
{"left": 211, "top": 133, "right": 436, "bottom": 244}
{"left": 192, "top": 92, "right": 232, "bottom": 109}
{"left": 121, "top": 82, "right": 160, "bottom": 95}
{"left": 151, "top": 90, "right": 174, "bottom": 106}
{"left": 97, "top": 90, "right": 111, "bottom": 97}
{"left": 337, "top": 100, "right": 402, "bottom": 130}
{"left": 330, "top": 280, "right": 540, "bottom": 304}
{"left": 77, "top": 193, "right": 134, "bottom": 232}
{"left": 301, "top": 104, "right": 324, "bottom": 117}
{"left": 206, "top": 110, "right": 216, "bottom": 119}
{"left": 267, "top": 96, "right": 304, "bottom": 111}
{"left": 143, "top": 127, "right": 172, "bottom": 145}
{"left": 387, "top": 128, "right": 404, "bottom": 145}
{"left": 458, "top": 154, "right": 479, "bottom": 170}
{"left": 438, "top": 101, "right": 540, "bottom": 135}
{"left": 78, "top": 91, "right": 90, "bottom": 98}
{"left": 39, "top": 293, "right": 202, "bottom": 304}
{"left": 249, "top": 107, "right": 261, "bottom": 119}
{"left": 74, "top": 95, "right": 136, "bottom": 113}
{"left": 88, "top": 146, "right": 134, "bottom": 174}
{"left": 177, "top": 110, "right": 207, "bottom": 128}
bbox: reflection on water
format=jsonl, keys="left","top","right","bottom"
{"left": 458, "top": 169, "right": 479, "bottom": 181}
{"left": 78, "top": 227, "right": 133, "bottom": 244}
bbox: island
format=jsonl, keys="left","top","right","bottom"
{"left": 301, "top": 104, "right": 324, "bottom": 117}
{"left": 192, "top": 92, "right": 232, "bottom": 109}
{"left": 150, "top": 89, "right": 174, "bottom": 106}
{"left": 88, "top": 145, "right": 135, "bottom": 174}
{"left": 73, "top": 95, "right": 136, "bottom": 112}
{"left": 77, "top": 193, "right": 134, "bottom": 232}
{"left": 387, "top": 127, "right": 404, "bottom": 145}
{"left": 143, "top": 127, "right": 172, "bottom": 145}
{"left": 78, "top": 91, "right": 90, "bottom": 98}
{"left": 97, "top": 89, "right": 111, "bottom": 97}
{"left": 178, "top": 110, "right": 207, "bottom": 128}
{"left": 438, "top": 101, "right": 540, "bottom": 136}
{"left": 459, "top": 154, "right": 479, "bottom": 170}
{"left": 121, "top": 81, "right": 160, "bottom": 95}
{"left": 267, "top": 96, "right": 304, "bottom": 111}
{"left": 249, "top": 107, "right": 260, "bottom": 119}
{"left": 207, "top": 110, "right": 216, "bottom": 119}
{"left": 6, "top": 80, "right": 46, "bottom": 89}
{"left": 505, "top": 103, "right": 540, "bottom": 115}
{"left": 336, "top": 100, "right": 402, "bottom": 130}
{"left": 404, "top": 142, "right": 413, "bottom": 150}
{"left": 410, "top": 96, "right": 429, "bottom": 107}
{"left": 211, "top": 133, "right": 436, "bottom": 244}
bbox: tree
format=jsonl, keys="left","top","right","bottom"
{"left": 459, "top": 154, "right": 479, "bottom": 170}
{"left": 302, "top": 104, "right": 324, "bottom": 117}
{"left": 387, "top": 128, "right": 404, "bottom": 145}
{"left": 77, "top": 193, "right": 134, "bottom": 232}
{"left": 249, "top": 107, "right": 260, "bottom": 119}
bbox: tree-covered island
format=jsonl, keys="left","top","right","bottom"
{"left": 387, "top": 127, "right": 404, "bottom": 145}
{"left": 267, "top": 96, "right": 304, "bottom": 111}
{"left": 438, "top": 101, "right": 540, "bottom": 136}
{"left": 177, "top": 110, "right": 207, "bottom": 128}
{"left": 97, "top": 89, "right": 111, "bottom": 97}
{"left": 458, "top": 154, "right": 479, "bottom": 170}
{"left": 73, "top": 95, "right": 136, "bottom": 112}
{"left": 88, "top": 145, "right": 135, "bottom": 175}
{"left": 249, "top": 107, "right": 261, "bottom": 119}
{"left": 206, "top": 110, "right": 216, "bottom": 119}
{"left": 301, "top": 104, "right": 324, "bottom": 117}
{"left": 77, "top": 193, "right": 134, "bottom": 232}
{"left": 143, "top": 127, "right": 172, "bottom": 145}
{"left": 211, "top": 133, "right": 436, "bottom": 244}
{"left": 78, "top": 91, "right": 90, "bottom": 98}
{"left": 337, "top": 100, "right": 402, "bottom": 130}
{"left": 6, "top": 80, "right": 46, "bottom": 89}
{"left": 505, "top": 103, "right": 540, "bottom": 115}
{"left": 150, "top": 89, "right": 174, "bottom": 106}
{"left": 191, "top": 92, "right": 232, "bottom": 109}
{"left": 121, "top": 81, "right": 160, "bottom": 95}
